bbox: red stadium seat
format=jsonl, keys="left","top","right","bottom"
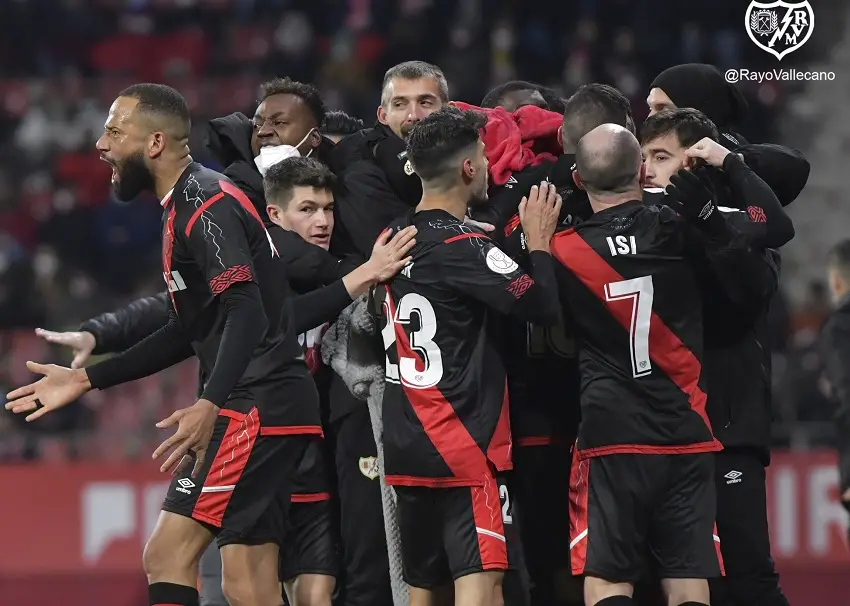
{"left": 90, "top": 34, "right": 151, "bottom": 74}
{"left": 144, "top": 30, "right": 209, "bottom": 81}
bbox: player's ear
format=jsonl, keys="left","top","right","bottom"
{"left": 309, "top": 127, "right": 322, "bottom": 150}
{"left": 266, "top": 203, "right": 282, "bottom": 226}
{"left": 377, "top": 105, "right": 388, "bottom": 126}
{"left": 572, "top": 169, "right": 585, "bottom": 190}
{"left": 462, "top": 157, "right": 475, "bottom": 183}
{"left": 147, "top": 131, "right": 166, "bottom": 159}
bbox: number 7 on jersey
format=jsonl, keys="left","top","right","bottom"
{"left": 604, "top": 275, "right": 653, "bottom": 378}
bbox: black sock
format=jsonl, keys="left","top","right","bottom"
{"left": 595, "top": 596, "right": 634, "bottom": 605}
{"left": 149, "top": 582, "right": 199, "bottom": 606}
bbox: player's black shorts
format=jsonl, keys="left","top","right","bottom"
{"left": 395, "top": 468, "right": 520, "bottom": 589}
{"left": 162, "top": 405, "right": 314, "bottom": 548}
{"left": 568, "top": 448, "right": 723, "bottom": 582}
{"left": 279, "top": 439, "right": 339, "bottom": 581}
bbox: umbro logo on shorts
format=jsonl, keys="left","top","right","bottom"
{"left": 724, "top": 470, "right": 743, "bottom": 484}
{"left": 176, "top": 478, "right": 196, "bottom": 495}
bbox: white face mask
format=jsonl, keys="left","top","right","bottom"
{"left": 254, "top": 128, "right": 316, "bottom": 176}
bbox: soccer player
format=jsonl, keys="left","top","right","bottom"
{"left": 376, "top": 107, "right": 562, "bottom": 606}
{"left": 551, "top": 123, "right": 776, "bottom": 606}
{"left": 5, "top": 84, "right": 408, "bottom": 606}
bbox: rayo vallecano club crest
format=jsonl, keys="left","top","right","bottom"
{"left": 745, "top": 1, "right": 814, "bottom": 61}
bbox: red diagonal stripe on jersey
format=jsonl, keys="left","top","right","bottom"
{"left": 220, "top": 179, "right": 264, "bottom": 226}
{"left": 219, "top": 179, "right": 279, "bottom": 257}
{"left": 384, "top": 287, "right": 491, "bottom": 481}
{"left": 185, "top": 192, "right": 225, "bottom": 237}
{"left": 162, "top": 204, "right": 178, "bottom": 310}
{"left": 551, "top": 229, "right": 715, "bottom": 435}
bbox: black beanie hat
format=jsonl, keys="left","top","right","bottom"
{"left": 650, "top": 63, "right": 749, "bottom": 129}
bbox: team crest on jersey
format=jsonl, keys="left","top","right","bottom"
{"left": 359, "top": 456, "right": 379, "bottom": 480}
{"left": 745, "top": 1, "right": 814, "bottom": 61}
{"left": 485, "top": 246, "right": 519, "bottom": 275}
{"left": 403, "top": 160, "right": 415, "bottom": 176}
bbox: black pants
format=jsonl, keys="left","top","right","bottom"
{"left": 512, "top": 444, "right": 573, "bottom": 605}
{"left": 330, "top": 407, "right": 393, "bottom": 606}
{"left": 711, "top": 449, "right": 790, "bottom": 606}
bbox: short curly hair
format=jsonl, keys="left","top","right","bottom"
{"left": 406, "top": 107, "right": 486, "bottom": 182}
{"left": 259, "top": 77, "right": 327, "bottom": 127}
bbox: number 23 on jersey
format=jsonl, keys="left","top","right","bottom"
{"left": 380, "top": 292, "right": 445, "bottom": 389}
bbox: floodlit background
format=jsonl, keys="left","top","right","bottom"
{"left": 0, "top": 0, "right": 847, "bottom": 604}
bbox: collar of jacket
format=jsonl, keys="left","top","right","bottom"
{"left": 369, "top": 122, "right": 422, "bottom": 207}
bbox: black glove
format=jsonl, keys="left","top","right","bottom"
{"left": 665, "top": 169, "right": 725, "bottom": 234}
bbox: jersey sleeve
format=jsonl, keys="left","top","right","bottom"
{"left": 183, "top": 193, "right": 257, "bottom": 296}
{"left": 441, "top": 235, "right": 536, "bottom": 315}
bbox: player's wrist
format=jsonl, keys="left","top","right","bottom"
{"left": 525, "top": 234, "right": 551, "bottom": 252}
{"left": 343, "top": 264, "right": 376, "bottom": 298}
{"left": 195, "top": 398, "right": 220, "bottom": 415}
{"left": 73, "top": 368, "right": 92, "bottom": 392}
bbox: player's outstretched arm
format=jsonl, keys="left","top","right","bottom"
{"left": 35, "top": 293, "right": 172, "bottom": 369}
{"left": 83, "top": 305, "right": 195, "bottom": 390}
{"left": 78, "top": 292, "right": 170, "bottom": 355}
{"left": 290, "top": 226, "right": 416, "bottom": 334}
{"left": 6, "top": 306, "right": 194, "bottom": 421}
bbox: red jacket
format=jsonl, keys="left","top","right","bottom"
{"left": 451, "top": 101, "right": 564, "bottom": 185}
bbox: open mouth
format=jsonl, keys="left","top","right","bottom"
{"left": 101, "top": 156, "right": 118, "bottom": 184}
{"left": 311, "top": 233, "right": 330, "bottom": 245}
